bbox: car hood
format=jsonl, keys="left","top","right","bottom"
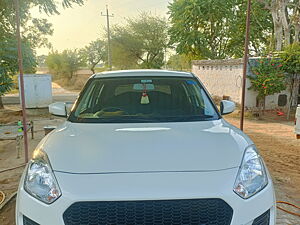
{"left": 41, "top": 119, "right": 253, "bottom": 173}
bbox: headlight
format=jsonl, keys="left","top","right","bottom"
{"left": 233, "top": 145, "right": 268, "bottom": 199}
{"left": 24, "top": 150, "right": 61, "bottom": 204}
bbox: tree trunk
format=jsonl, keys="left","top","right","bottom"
{"left": 0, "top": 96, "right": 4, "bottom": 109}
{"left": 280, "top": 0, "right": 291, "bottom": 47}
{"left": 261, "top": 0, "right": 294, "bottom": 50}
{"left": 292, "top": 0, "right": 300, "bottom": 43}
{"left": 275, "top": 23, "right": 283, "bottom": 51}
{"left": 286, "top": 75, "right": 299, "bottom": 119}
{"left": 287, "top": 92, "right": 292, "bottom": 120}
{"left": 271, "top": 8, "right": 284, "bottom": 50}
{"left": 257, "top": 97, "right": 264, "bottom": 119}
{"left": 294, "top": 24, "right": 300, "bottom": 43}
{"left": 292, "top": 75, "right": 300, "bottom": 106}
{"left": 91, "top": 64, "right": 96, "bottom": 74}
{"left": 262, "top": 96, "right": 266, "bottom": 115}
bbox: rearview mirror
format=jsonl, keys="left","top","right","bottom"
{"left": 220, "top": 100, "right": 235, "bottom": 115}
{"left": 49, "top": 102, "right": 67, "bottom": 117}
{"left": 133, "top": 83, "right": 155, "bottom": 90}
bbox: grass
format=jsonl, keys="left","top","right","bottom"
{"left": 53, "top": 77, "right": 86, "bottom": 92}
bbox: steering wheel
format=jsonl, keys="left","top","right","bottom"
{"left": 93, "top": 107, "right": 127, "bottom": 117}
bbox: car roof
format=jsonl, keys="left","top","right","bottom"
{"left": 93, "top": 69, "right": 194, "bottom": 78}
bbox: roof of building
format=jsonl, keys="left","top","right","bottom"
{"left": 191, "top": 57, "right": 265, "bottom": 77}
{"left": 192, "top": 59, "right": 243, "bottom": 66}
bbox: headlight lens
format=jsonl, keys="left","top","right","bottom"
{"left": 233, "top": 145, "right": 268, "bottom": 199}
{"left": 24, "top": 150, "right": 61, "bottom": 204}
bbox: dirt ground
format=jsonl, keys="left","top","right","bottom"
{"left": 0, "top": 108, "right": 299, "bottom": 224}
{"left": 0, "top": 107, "right": 64, "bottom": 224}
{"left": 0, "top": 107, "right": 23, "bottom": 125}
{"left": 225, "top": 116, "right": 300, "bottom": 224}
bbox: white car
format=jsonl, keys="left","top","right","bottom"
{"left": 296, "top": 104, "right": 300, "bottom": 139}
{"left": 16, "top": 70, "right": 276, "bottom": 225}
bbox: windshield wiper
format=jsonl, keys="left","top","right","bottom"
{"left": 74, "top": 115, "right": 216, "bottom": 123}
{"left": 159, "top": 115, "right": 216, "bottom": 122}
{"left": 92, "top": 117, "right": 160, "bottom": 123}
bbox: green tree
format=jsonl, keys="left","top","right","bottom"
{"left": 279, "top": 43, "right": 300, "bottom": 118}
{"left": 0, "top": 35, "right": 38, "bottom": 108}
{"left": 61, "top": 49, "right": 85, "bottom": 79}
{"left": 167, "top": 54, "right": 191, "bottom": 71}
{"left": 0, "top": 0, "right": 84, "bottom": 108}
{"left": 111, "top": 42, "right": 138, "bottom": 70}
{"left": 36, "top": 55, "right": 48, "bottom": 67}
{"left": 111, "top": 13, "right": 169, "bottom": 69}
{"left": 249, "top": 58, "right": 286, "bottom": 116}
{"left": 46, "top": 50, "right": 85, "bottom": 79}
{"left": 0, "top": 18, "right": 51, "bottom": 108}
{"left": 0, "top": 70, "right": 13, "bottom": 109}
{"left": 46, "top": 51, "right": 64, "bottom": 77}
{"left": 80, "top": 39, "right": 106, "bottom": 73}
{"left": 168, "top": 0, "right": 273, "bottom": 60}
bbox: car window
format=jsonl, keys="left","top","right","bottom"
{"left": 69, "top": 76, "right": 220, "bottom": 123}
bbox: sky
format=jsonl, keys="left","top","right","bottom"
{"left": 31, "top": 0, "right": 170, "bottom": 55}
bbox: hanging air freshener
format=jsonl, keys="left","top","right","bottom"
{"left": 140, "top": 84, "right": 150, "bottom": 104}
{"left": 141, "top": 92, "right": 150, "bottom": 104}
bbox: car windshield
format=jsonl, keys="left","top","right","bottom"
{"left": 69, "top": 76, "right": 220, "bottom": 123}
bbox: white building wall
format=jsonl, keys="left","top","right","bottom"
{"left": 192, "top": 59, "right": 291, "bottom": 110}
{"left": 192, "top": 59, "right": 244, "bottom": 104}
{"left": 244, "top": 80, "right": 258, "bottom": 108}
{"left": 265, "top": 90, "right": 291, "bottom": 108}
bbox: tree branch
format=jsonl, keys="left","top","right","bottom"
{"left": 256, "top": 0, "right": 271, "bottom": 10}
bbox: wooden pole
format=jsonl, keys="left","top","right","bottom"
{"left": 101, "top": 5, "right": 114, "bottom": 71}
{"left": 240, "top": 0, "right": 252, "bottom": 131}
{"left": 15, "top": 0, "right": 29, "bottom": 163}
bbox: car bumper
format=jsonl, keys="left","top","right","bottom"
{"left": 16, "top": 167, "right": 276, "bottom": 225}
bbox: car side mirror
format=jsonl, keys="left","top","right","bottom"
{"left": 65, "top": 102, "right": 74, "bottom": 116}
{"left": 49, "top": 102, "right": 67, "bottom": 117}
{"left": 220, "top": 100, "right": 235, "bottom": 115}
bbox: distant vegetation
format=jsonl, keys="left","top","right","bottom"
{"left": 46, "top": 49, "right": 85, "bottom": 80}
{"left": 45, "top": 13, "right": 170, "bottom": 78}
{"left": 110, "top": 13, "right": 169, "bottom": 69}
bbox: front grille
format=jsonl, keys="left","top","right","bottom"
{"left": 252, "top": 210, "right": 270, "bottom": 225}
{"left": 63, "top": 198, "right": 233, "bottom": 225}
{"left": 23, "top": 215, "right": 40, "bottom": 225}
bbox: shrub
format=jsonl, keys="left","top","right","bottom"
{"left": 249, "top": 58, "right": 286, "bottom": 107}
